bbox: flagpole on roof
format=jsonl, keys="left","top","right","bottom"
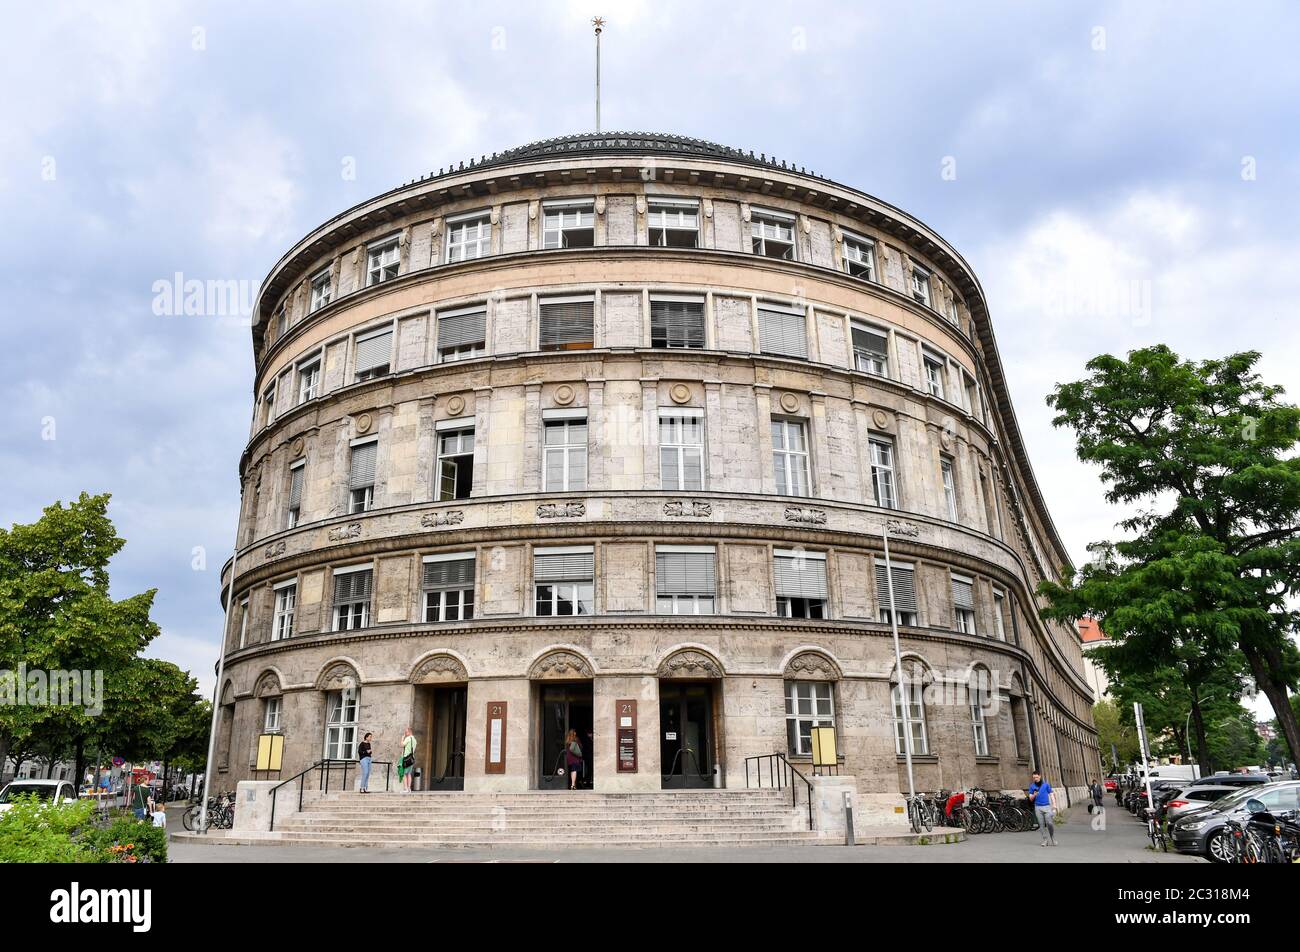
{"left": 592, "top": 17, "right": 605, "bottom": 133}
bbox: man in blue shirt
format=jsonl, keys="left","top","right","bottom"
{"left": 1027, "top": 771, "right": 1057, "bottom": 846}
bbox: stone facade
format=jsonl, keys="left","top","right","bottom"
{"left": 217, "top": 134, "right": 1099, "bottom": 807}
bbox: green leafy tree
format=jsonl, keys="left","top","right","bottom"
{"left": 1041, "top": 347, "right": 1300, "bottom": 764}
{"left": 1093, "top": 699, "right": 1140, "bottom": 769}
{"left": 0, "top": 493, "right": 161, "bottom": 779}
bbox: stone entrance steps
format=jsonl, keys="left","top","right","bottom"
{"left": 270, "top": 788, "right": 822, "bottom": 848}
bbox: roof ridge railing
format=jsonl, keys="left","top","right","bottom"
{"left": 404, "top": 131, "right": 826, "bottom": 188}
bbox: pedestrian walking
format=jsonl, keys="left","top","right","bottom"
{"left": 400, "top": 727, "right": 417, "bottom": 792}
{"left": 1089, "top": 777, "right": 1104, "bottom": 813}
{"left": 358, "top": 732, "right": 373, "bottom": 794}
{"left": 563, "top": 729, "right": 583, "bottom": 790}
{"left": 130, "top": 780, "right": 151, "bottom": 821}
{"left": 1028, "top": 770, "right": 1058, "bottom": 846}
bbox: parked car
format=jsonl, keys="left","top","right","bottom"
{"left": 1161, "top": 784, "right": 1240, "bottom": 824}
{"left": 1187, "top": 772, "right": 1270, "bottom": 789}
{"left": 1170, "top": 780, "right": 1300, "bottom": 862}
{"left": 0, "top": 779, "right": 79, "bottom": 813}
{"left": 1104, "top": 777, "right": 1118, "bottom": 792}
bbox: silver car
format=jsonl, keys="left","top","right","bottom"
{"left": 1162, "top": 784, "right": 1240, "bottom": 824}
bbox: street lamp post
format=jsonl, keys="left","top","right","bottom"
{"left": 882, "top": 525, "right": 916, "bottom": 809}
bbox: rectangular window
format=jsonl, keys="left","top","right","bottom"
{"left": 650, "top": 297, "right": 705, "bottom": 349}
{"left": 963, "top": 373, "right": 979, "bottom": 418}
{"left": 275, "top": 306, "right": 288, "bottom": 339}
{"left": 534, "top": 547, "right": 594, "bottom": 616}
{"left": 992, "top": 590, "right": 1007, "bottom": 641}
{"left": 436, "top": 424, "right": 474, "bottom": 500}
{"left": 785, "top": 681, "right": 834, "bottom": 756}
{"left": 923, "top": 353, "right": 946, "bottom": 400}
{"left": 324, "top": 689, "right": 359, "bottom": 759}
{"left": 771, "top": 419, "right": 810, "bottom": 497}
{"left": 757, "top": 304, "right": 808, "bottom": 359}
{"left": 542, "top": 199, "right": 595, "bottom": 249}
{"left": 911, "top": 264, "right": 932, "bottom": 307}
{"left": 298, "top": 359, "right": 321, "bottom": 404}
{"left": 543, "top": 416, "right": 587, "bottom": 491}
{"left": 367, "top": 238, "right": 400, "bottom": 285}
{"left": 273, "top": 582, "right": 296, "bottom": 641}
{"left": 354, "top": 328, "right": 393, "bottom": 381}
{"left": 349, "top": 440, "right": 377, "bottom": 514}
{"left": 647, "top": 198, "right": 699, "bottom": 247}
{"left": 842, "top": 233, "right": 876, "bottom": 281}
{"left": 237, "top": 599, "right": 249, "bottom": 649}
{"left": 263, "top": 696, "right": 282, "bottom": 733}
{"left": 262, "top": 383, "right": 276, "bottom": 427}
{"left": 445, "top": 212, "right": 492, "bottom": 263}
{"left": 751, "top": 208, "right": 796, "bottom": 260}
{"left": 851, "top": 322, "right": 888, "bottom": 376}
{"left": 422, "top": 553, "right": 475, "bottom": 622}
{"left": 869, "top": 436, "right": 897, "bottom": 509}
{"left": 287, "top": 461, "right": 305, "bottom": 528}
{"left": 948, "top": 295, "right": 961, "bottom": 325}
{"left": 952, "top": 573, "right": 976, "bottom": 635}
{"left": 437, "top": 306, "right": 486, "bottom": 362}
{"left": 659, "top": 411, "right": 705, "bottom": 491}
{"left": 333, "top": 568, "right": 372, "bottom": 631}
{"left": 655, "top": 546, "right": 716, "bottom": 615}
{"left": 875, "top": 561, "right": 918, "bottom": 627}
{"left": 774, "top": 549, "right": 828, "bottom": 619}
{"left": 940, "top": 455, "right": 958, "bottom": 521}
{"left": 309, "top": 269, "right": 332, "bottom": 312}
{"left": 539, "top": 297, "right": 594, "bottom": 351}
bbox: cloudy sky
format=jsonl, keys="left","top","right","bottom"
{"left": 2, "top": 1, "right": 1297, "bottom": 705}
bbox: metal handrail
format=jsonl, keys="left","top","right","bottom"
{"left": 269, "top": 758, "right": 392, "bottom": 831}
{"left": 743, "top": 752, "right": 814, "bottom": 830}
{"left": 664, "top": 746, "right": 710, "bottom": 784}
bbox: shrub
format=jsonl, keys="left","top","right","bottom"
{"left": 0, "top": 795, "right": 101, "bottom": 863}
{"left": 83, "top": 812, "right": 169, "bottom": 864}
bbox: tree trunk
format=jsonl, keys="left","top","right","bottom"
{"left": 73, "top": 735, "right": 85, "bottom": 793}
{"left": 0, "top": 734, "right": 9, "bottom": 783}
{"left": 1190, "top": 701, "right": 1213, "bottom": 775}
{"left": 162, "top": 756, "right": 170, "bottom": 801}
{"left": 1243, "top": 644, "right": 1300, "bottom": 767}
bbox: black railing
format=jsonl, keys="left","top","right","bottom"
{"left": 744, "top": 752, "right": 814, "bottom": 831}
{"left": 269, "top": 758, "right": 392, "bottom": 831}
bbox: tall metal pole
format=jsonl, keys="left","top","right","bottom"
{"left": 883, "top": 530, "right": 916, "bottom": 805}
{"left": 198, "top": 545, "right": 238, "bottom": 833}
{"left": 592, "top": 17, "right": 604, "bottom": 133}
{"left": 1134, "top": 701, "right": 1154, "bottom": 809}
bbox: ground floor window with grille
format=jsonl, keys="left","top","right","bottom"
{"left": 263, "top": 696, "right": 282, "bottom": 733}
{"left": 785, "top": 681, "right": 834, "bottom": 756}
{"left": 324, "top": 689, "right": 359, "bottom": 759}
{"left": 875, "top": 560, "right": 918, "bottom": 626}
{"left": 534, "top": 547, "right": 594, "bottom": 616}
{"left": 333, "top": 567, "right": 372, "bottom": 630}
{"left": 423, "top": 553, "right": 475, "bottom": 622}
{"left": 655, "top": 546, "right": 715, "bottom": 614}
{"left": 272, "top": 581, "right": 296, "bottom": 641}
{"left": 774, "top": 548, "right": 827, "bottom": 618}
{"left": 892, "top": 660, "right": 929, "bottom": 755}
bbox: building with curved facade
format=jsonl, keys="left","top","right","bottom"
{"left": 216, "top": 133, "right": 1100, "bottom": 817}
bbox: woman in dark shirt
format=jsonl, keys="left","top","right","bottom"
{"left": 358, "top": 733, "right": 373, "bottom": 794}
{"left": 564, "top": 729, "right": 583, "bottom": 790}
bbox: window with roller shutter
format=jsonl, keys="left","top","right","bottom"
{"left": 333, "top": 567, "right": 372, "bottom": 630}
{"left": 952, "top": 573, "right": 976, "bottom": 634}
{"left": 539, "top": 297, "right": 594, "bottom": 351}
{"left": 534, "top": 547, "right": 594, "bottom": 616}
{"left": 774, "top": 549, "right": 827, "bottom": 619}
{"left": 422, "top": 553, "right": 475, "bottom": 622}
{"left": 650, "top": 297, "right": 705, "bottom": 349}
{"left": 349, "top": 440, "right": 377, "bottom": 513}
{"left": 875, "top": 560, "right": 918, "bottom": 626}
{"left": 757, "top": 304, "right": 808, "bottom": 359}
{"left": 655, "top": 546, "right": 715, "bottom": 615}
{"left": 286, "top": 460, "right": 305, "bottom": 528}
{"left": 354, "top": 327, "right": 392, "bottom": 381}
{"left": 437, "top": 306, "right": 486, "bottom": 362}
{"left": 851, "top": 322, "right": 889, "bottom": 376}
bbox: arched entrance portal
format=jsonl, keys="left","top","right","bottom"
{"left": 657, "top": 649, "right": 724, "bottom": 789}
{"left": 530, "top": 650, "right": 594, "bottom": 790}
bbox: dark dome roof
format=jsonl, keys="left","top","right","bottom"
{"left": 405, "top": 132, "right": 827, "bottom": 185}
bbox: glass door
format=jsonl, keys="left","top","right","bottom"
{"left": 660, "top": 682, "right": 714, "bottom": 788}
{"left": 538, "top": 684, "right": 594, "bottom": 789}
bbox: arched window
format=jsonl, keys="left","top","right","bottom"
{"left": 969, "top": 666, "right": 993, "bottom": 757}
{"left": 891, "top": 659, "right": 930, "bottom": 756}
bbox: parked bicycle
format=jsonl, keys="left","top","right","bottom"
{"left": 182, "top": 790, "right": 235, "bottom": 832}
